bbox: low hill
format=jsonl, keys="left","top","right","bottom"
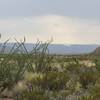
{"left": 93, "top": 47, "right": 100, "bottom": 55}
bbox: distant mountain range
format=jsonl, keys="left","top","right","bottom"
{"left": 0, "top": 43, "right": 99, "bottom": 55}
{"left": 48, "top": 44, "right": 100, "bottom": 55}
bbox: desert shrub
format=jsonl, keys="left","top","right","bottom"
{"left": 0, "top": 39, "right": 53, "bottom": 98}
{"left": 28, "top": 72, "right": 69, "bottom": 91}
{"left": 40, "top": 72, "right": 69, "bottom": 91}
{"left": 66, "top": 79, "right": 82, "bottom": 94}
{"left": 28, "top": 41, "right": 54, "bottom": 73}
{"left": 78, "top": 67, "right": 99, "bottom": 89}
{"left": 88, "top": 78, "right": 100, "bottom": 100}
{"left": 17, "top": 88, "right": 49, "bottom": 100}
{"left": 94, "top": 57, "right": 100, "bottom": 72}
{"left": 78, "top": 95, "right": 93, "bottom": 100}
{"left": 65, "top": 63, "right": 80, "bottom": 74}
{"left": 0, "top": 43, "right": 32, "bottom": 97}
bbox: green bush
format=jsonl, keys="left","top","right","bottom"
{"left": 78, "top": 67, "right": 99, "bottom": 89}
{"left": 40, "top": 72, "right": 69, "bottom": 91}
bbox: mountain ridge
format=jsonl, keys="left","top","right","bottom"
{"left": 0, "top": 43, "right": 99, "bottom": 55}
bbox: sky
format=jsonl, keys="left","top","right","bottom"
{"left": 0, "top": 0, "right": 100, "bottom": 44}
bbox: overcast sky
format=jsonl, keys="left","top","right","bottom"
{"left": 0, "top": 0, "right": 100, "bottom": 44}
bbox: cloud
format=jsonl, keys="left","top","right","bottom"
{"left": 0, "top": 15, "right": 100, "bottom": 44}
{"left": 0, "top": 0, "right": 100, "bottom": 18}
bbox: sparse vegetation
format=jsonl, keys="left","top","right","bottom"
{"left": 0, "top": 39, "right": 100, "bottom": 100}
